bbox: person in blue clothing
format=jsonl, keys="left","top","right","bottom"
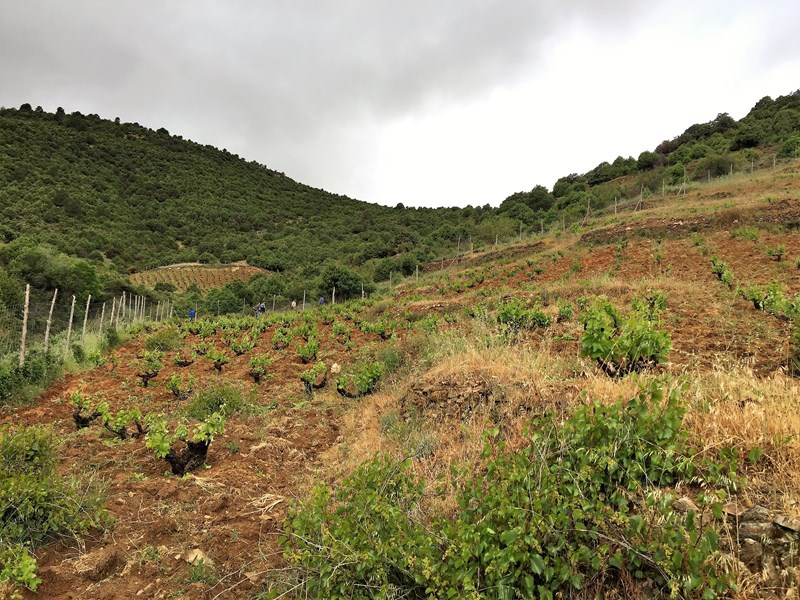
{"left": 188, "top": 308, "right": 196, "bottom": 320}
{"left": 318, "top": 297, "right": 325, "bottom": 305}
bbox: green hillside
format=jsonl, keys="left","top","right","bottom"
{"left": 0, "top": 90, "right": 798, "bottom": 311}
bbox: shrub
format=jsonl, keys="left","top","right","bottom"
{"left": 556, "top": 300, "right": 574, "bottom": 322}
{"left": 166, "top": 373, "right": 195, "bottom": 400}
{"left": 145, "top": 327, "right": 183, "bottom": 351}
{"left": 272, "top": 327, "right": 293, "bottom": 349}
{"left": 331, "top": 321, "right": 351, "bottom": 343}
{"left": 206, "top": 348, "right": 230, "bottom": 374}
{"left": 710, "top": 256, "right": 734, "bottom": 288}
{"left": 300, "top": 361, "right": 328, "bottom": 395}
{"left": 229, "top": 336, "right": 255, "bottom": 356}
{"left": 336, "top": 360, "right": 383, "bottom": 398}
{"left": 248, "top": 355, "right": 274, "bottom": 384}
{"left": 297, "top": 338, "right": 319, "bottom": 364}
{"left": 766, "top": 245, "right": 786, "bottom": 262}
{"left": 135, "top": 350, "right": 164, "bottom": 387}
{"left": 497, "top": 298, "right": 551, "bottom": 331}
{"left": 581, "top": 297, "right": 671, "bottom": 377}
{"left": 185, "top": 384, "right": 244, "bottom": 421}
{"left": 97, "top": 404, "right": 146, "bottom": 440}
{"left": 360, "top": 319, "right": 395, "bottom": 340}
{"left": 145, "top": 412, "right": 226, "bottom": 475}
{"left": 791, "top": 319, "right": 800, "bottom": 378}
{"left": 281, "top": 383, "right": 734, "bottom": 598}
{"left": 1, "top": 425, "right": 107, "bottom": 595}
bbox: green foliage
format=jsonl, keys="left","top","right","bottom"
{"left": 206, "top": 347, "right": 230, "bottom": 373}
{"left": 556, "top": 300, "right": 573, "bottom": 322}
{"left": 300, "top": 361, "right": 328, "bottom": 395}
{"left": 766, "top": 245, "right": 787, "bottom": 262}
{"left": 360, "top": 318, "right": 395, "bottom": 340}
{"left": 710, "top": 256, "right": 734, "bottom": 288}
{"left": 0, "top": 351, "right": 63, "bottom": 406}
{"left": 581, "top": 297, "right": 672, "bottom": 377}
{"left": 336, "top": 360, "right": 383, "bottom": 398}
{"left": 730, "top": 226, "right": 759, "bottom": 242}
{"left": 228, "top": 335, "right": 255, "bottom": 356}
{"left": 165, "top": 373, "right": 195, "bottom": 400}
{"left": 281, "top": 383, "right": 734, "bottom": 598}
{"left": 144, "top": 327, "right": 183, "bottom": 351}
{"left": 98, "top": 405, "right": 146, "bottom": 440}
{"left": 272, "top": 326, "right": 293, "bottom": 349}
{"left": 496, "top": 298, "right": 552, "bottom": 332}
{"left": 185, "top": 384, "right": 245, "bottom": 421}
{"left": 331, "top": 320, "right": 351, "bottom": 343}
{"left": 1, "top": 425, "right": 107, "bottom": 595}
{"left": 248, "top": 354, "right": 274, "bottom": 384}
{"left": 144, "top": 412, "right": 226, "bottom": 475}
{"left": 135, "top": 350, "right": 164, "bottom": 387}
{"left": 297, "top": 337, "right": 319, "bottom": 364}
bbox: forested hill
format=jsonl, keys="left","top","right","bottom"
{"left": 0, "top": 105, "right": 485, "bottom": 274}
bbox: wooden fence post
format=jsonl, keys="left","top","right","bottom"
{"left": 302, "top": 291, "right": 306, "bottom": 311}
{"left": 142, "top": 297, "right": 147, "bottom": 321}
{"left": 332, "top": 287, "right": 336, "bottom": 305}
{"left": 170, "top": 303, "right": 174, "bottom": 319}
{"left": 81, "top": 295, "right": 91, "bottom": 344}
{"left": 43, "top": 288, "right": 58, "bottom": 355}
{"left": 109, "top": 298, "right": 116, "bottom": 331}
{"left": 99, "top": 302, "right": 106, "bottom": 336}
{"left": 120, "top": 292, "right": 126, "bottom": 324}
{"left": 18, "top": 284, "right": 31, "bottom": 367}
{"left": 65, "top": 295, "right": 76, "bottom": 357}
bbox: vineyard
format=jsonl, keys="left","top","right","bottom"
{"left": 2, "top": 161, "right": 800, "bottom": 599}
{"left": 130, "top": 264, "right": 267, "bottom": 292}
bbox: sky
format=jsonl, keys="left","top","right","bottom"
{"left": 1, "top": 1, "right": 799, "bottom": 208}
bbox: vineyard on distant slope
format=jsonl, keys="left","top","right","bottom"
{"left": 130, "top": 264, "right": 266, "bottom": 292}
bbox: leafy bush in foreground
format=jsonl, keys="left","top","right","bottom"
{"left": 1, "top": 425, "right": 107, "bottom": 595}
{"left": 145, "top": 412, "right": 226, "bottom": 476}
{"left": 281, "top": 383, "right": 734, "bottom": 599}
{"left": 581, "top": 297, "right": 671, "bottom": 377}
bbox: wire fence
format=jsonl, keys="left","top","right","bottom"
{"left": 0, "top": 288, "right": 176, "bottom": 368}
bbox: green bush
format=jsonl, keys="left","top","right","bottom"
{"left": 145, "top": 327, "right": 183, "bottom": 351}
{"left": 281, "top": 383, "right": 734, "bottom": 598}
{"left": 248, "top": 355, "right": 274, "bottom": 384}
{"left": 1, "top": 425, "right": 107, "bottom": 595}
{"left": 272, "top": 327, "right": 293, "bottom": 349}
{"left": 297, "top": 338, "right": 319, "bottom": 364}
{"left": 336, "top": 360, "right": 383, "bottom": 398}
{"left": 185, "top": 384, "right": 244, "bottom": 420}
{"left": 710, "top": 256, "right": 734, "bottom": 288}
{"left": 496, "top": 298, "right": 552, "bottom": 331}
{"left": 581, "top": 297, "right": 672, "bottom": 377}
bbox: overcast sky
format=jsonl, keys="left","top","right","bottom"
{"left": 1, "top": 1, "right": 799, "bottom": 208}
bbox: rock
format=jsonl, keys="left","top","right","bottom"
{"left": 763, "top": 552, "right": 782, "bottom": 588}
{"left": 775, "top": 515, "right": 800, "bottom": 533}
{"left": 184, "top": 548, "right": 214, "bottom": 568}
{"left": 672, "top": 496, "right": 700, "bottom": 513}
{"left": 330, "top": 363, "right": 341, "bottom": 375}
{"left": 739, "top": 538, "right": 763, "bottom": 571}
{"left": 723, "top": 501, "right": 745, "bottom": 518}
{"left": 739, "top": 520, "right": 776, "bottom": 541}
{"left": 74, "top": 546, "right": 124, "bottom": 582}
{"left": 742, "top": 505, "right": 771, "bottom": 522}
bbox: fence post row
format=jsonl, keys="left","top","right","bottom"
{"left": 43, "top": 288, "right": 58, "bottom": 355}
{"left": 99, "top": 302, "right": 106, "bottom": 336}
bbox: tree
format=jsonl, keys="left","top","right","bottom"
{"left": 637, "top": 151, "right": 658, "bottom": 171}
{"left": 318, "top": 265, "right": 368, "bottom": 300}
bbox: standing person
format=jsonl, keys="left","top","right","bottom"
{"left": 291, "top": 299, "right": 297, "bottom": 311}
{"left": 259, "top": 301, "right": 266, "bottom": 314}
{"left": 318, "top": 297, "right": 325, "bottom": 305}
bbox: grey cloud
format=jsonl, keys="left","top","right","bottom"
{"left": 0, "top": 0, "right": 696, "bottom": 200}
